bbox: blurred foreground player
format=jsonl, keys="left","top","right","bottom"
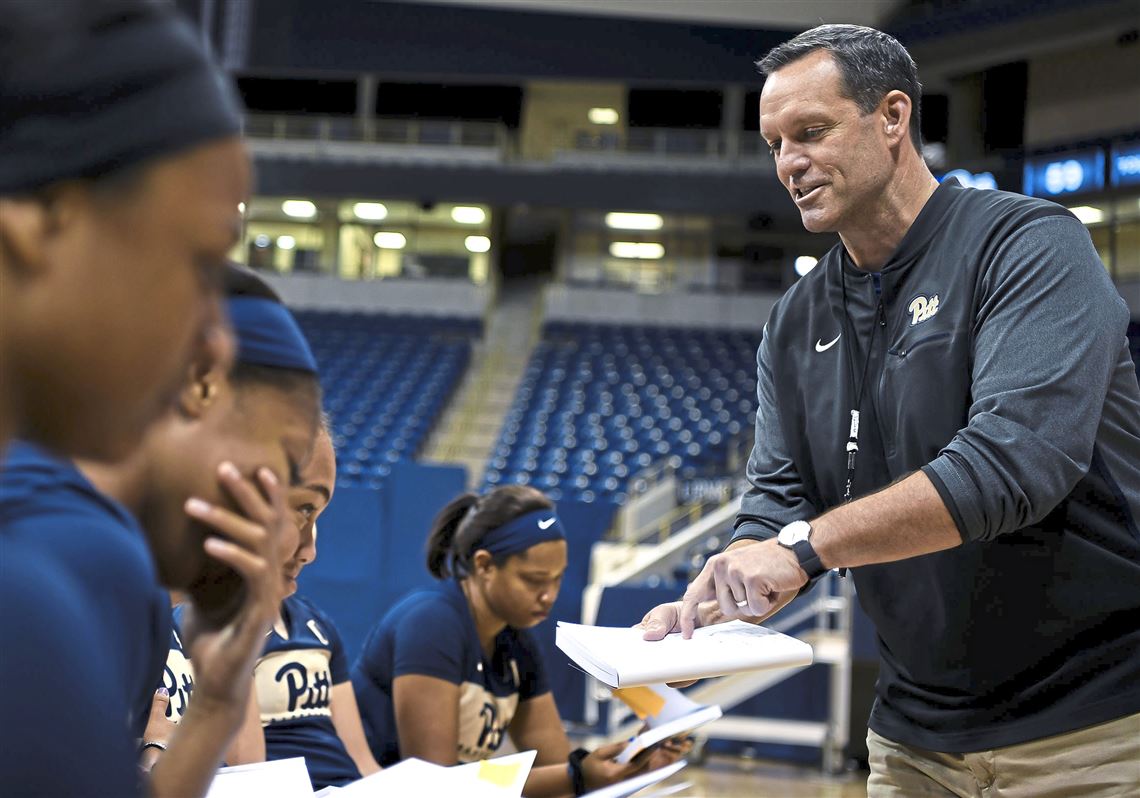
{"left": 0, "top": 0, "right": 247, "bottom": 459}
{"left": 0, "top": 1, "right": 251, "bottom": 793}
{"left": 73, "top": 268, "right": 321, "bottom": 796}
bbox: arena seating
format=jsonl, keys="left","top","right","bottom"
{"left": 294, "top": 311, "right": 477, "bottom": 489}
{"left": 480, "top": 322, "right": 762, "bottom": 504}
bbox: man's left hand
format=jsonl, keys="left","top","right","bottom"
{"left": 678, "top": 538, "right": 807, "bottom": 637}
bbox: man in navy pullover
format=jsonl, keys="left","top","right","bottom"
{"left": 642, "top": 24, "right": 1140, "bottom": 796}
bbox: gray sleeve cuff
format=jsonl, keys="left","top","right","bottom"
{"left": 731, "top": 520, "right": 777, "bottom": 545}
{"left": 922, "top": 459, "right": 983, "bottom": 543}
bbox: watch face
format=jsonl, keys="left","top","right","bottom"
{"left": 778, "top": 520, "right": 811, "bottom": 545}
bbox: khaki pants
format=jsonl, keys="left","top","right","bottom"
{"left": 867, "top": 713, "right": 1140, "bottom": 798}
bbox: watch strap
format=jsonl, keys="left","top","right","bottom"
{"left": 791, "top": 539, "right": 827, "bottom": 579}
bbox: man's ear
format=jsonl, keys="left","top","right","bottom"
{"left": 176, "top": 358, "right": 226, "bottom": 420}
{"left": 881, "top": 90, "right": 912, "bottom": 148}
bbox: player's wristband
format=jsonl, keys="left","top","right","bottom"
{"left": 567, "top": 747, "right": 589, "bottom": 796}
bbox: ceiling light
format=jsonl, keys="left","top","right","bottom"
{"left": 353, "top": 202, "right": 388, "bottom": 221}
{"left": 451, "top": 206, "right": 486, "bottom": 224}
{"left": 276, "top": 235, "right": 296, "bottom": 250}
{"left": 1067, "top": 205, "right": 1104, "bottom": 225}
{"left": 609, "top": 242, "right": 664, "bottom": 259}
{"left": 237, "top": 202, "right": 246, "bottom": 214}
{"left": 281, "top": 199, "right": 317, "bottom": 219}
{"left": 254, "top": 234, "right": 270, "bottom": 248}
{"left": 374, "top": 232, "right": 407, "bottom": 249}
{"left": 794, "top": 256, "right": 819, "bottom": 277}
{"left": 465, "top": 235, "right": 491, "bottom": 253}
{"left": 605, "top": 212, "right": 663, "bottom": 231}
{"left": 588, "top": 107, "right": 619, "bottom": 125}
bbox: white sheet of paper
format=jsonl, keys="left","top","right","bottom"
{"left": 206, "top": 757, "right": 314, "bottom": 798}
{"left": 615, "top": 704, "right": 722, "bottom": 764}
{"left": 556, "top": 620, "right": 814, "bottom": 688}
{"left": 335, "top": 758, "right": 510, "bottom": 798}
{"left": 452, "top": 749, "right": 538, "bottom": 796}
{"left": 579, "top": 760, "right": 688, "bottom": 798}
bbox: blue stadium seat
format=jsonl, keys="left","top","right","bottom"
{"left": 480, "top": 322, "right": 760, "bottom": 503}
{"left": 295, "top": 311, "right": 477, "bottom": 490}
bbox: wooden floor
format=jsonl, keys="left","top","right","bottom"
{"left": 651, "top": 755, "right": 869, "bottom": 797}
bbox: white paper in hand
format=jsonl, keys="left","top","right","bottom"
{"left": 579, "top": 760, "right": 688, "bottom": 798}
{"left": 206, "top": 757, "right": 314, "bottom": 798}
{"left": 610, "top": 683, "right": 722, "bottom": 764}
{"left": 556, "top": 619, "right": 813, "bottom": 688}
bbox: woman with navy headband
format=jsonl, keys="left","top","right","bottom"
{"left": 59, "top": 266, "right": 320, "bottom": 797}
{"left": 351, "top": 485, "right": 651, "bottom": 797}
{"left": 161, "top": 423, "right": 383, "bottom": 791}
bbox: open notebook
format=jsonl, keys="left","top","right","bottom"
{"left": 556, "top": 619, "right": 814, "bottom": 688}
{"left": 611, "top": 684, "right": 723, "bottom": 764}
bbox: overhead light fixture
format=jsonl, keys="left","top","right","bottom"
{"left": 276, "top": 235, "right": 296, "bottom": 250}
{"left": 1067, "top": 205, "right": 1104, "bottom": 225}
{"left": 451, "top": 206, "right": 486, "bottom": 224}
{"left": 588, "top": 107, "right": 619, "bottom": 125}
{"left": 605, "top": 212, "right": 663, "bottom": 231}
{"left": 254, "top": 234, "right": 271, "bottom": 248}
{"left": 794, "top": 256, "right": 819, "bottom": 277}
{"left": 281, "top": 199, "right": 317, "bottom": 219}
{"left": 609, "top": 242, "right": 664, "bottom": 259}
{"left": 237, "top": 202, "right": 246, "bottom": 214}
{"left": 373, "top": 232, "right": 407, "bottom": 249}
{"left": 353, "top": 202, "right": 388, "bottom": 221}
{"left": 465, "top": 235, "right": 491, "bottom": 253}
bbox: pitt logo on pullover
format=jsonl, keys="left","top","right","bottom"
{"left": 908, "top": 294, "right": 940, "bottom": 326}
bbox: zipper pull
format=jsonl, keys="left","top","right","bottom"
{"left": 878, "top": 301, "right": 886, "bottom": 327}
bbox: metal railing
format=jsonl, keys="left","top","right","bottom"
{"left": 560, "top": 126, "right": 770, "bottom": 161}
{"left": 241, "top": 113, "right": 774, "bottom": 167}
{"left": 243, "top": 113, "right": 508, "bottom": 150}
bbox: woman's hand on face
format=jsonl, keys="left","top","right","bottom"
{"left": 180, "top": 462, "right": 289, "bottom": 712}
{"left": 138, "top": 689, "right": 178, "bottom": 773}
{"left": 579, "top": 740, "right": 652, "bottom": 789}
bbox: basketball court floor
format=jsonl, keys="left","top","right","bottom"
{"left": 647, "top": 755, "right": 868, "bottom": 797}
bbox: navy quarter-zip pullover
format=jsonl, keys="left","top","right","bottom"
{"left": 733, "top": 179, "right": 1140, "bottom": 752}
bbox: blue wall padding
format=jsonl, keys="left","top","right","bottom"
{"left": 297, "top": 485, "right": 387, "bottom": 665}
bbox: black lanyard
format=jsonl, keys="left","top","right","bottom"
{"left": 839, "top": 264, "right": 883, "bottom": 504}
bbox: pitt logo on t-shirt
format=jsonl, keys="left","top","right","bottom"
{"left": 162, "top": 631, "right": 195, "bottom": 723}
{"left": 256, "top": 648, "right": 334, "bottom": 723}
{"left": 908, "top": 294, "right": 940, "bottom": 326}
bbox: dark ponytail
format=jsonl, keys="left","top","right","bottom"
{"left": 425, "top": 485, "right": 554, "bottom": 579}
{"left": 425, "top": 493, "right": 480, "bottom": 578}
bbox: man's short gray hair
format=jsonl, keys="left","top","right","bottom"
{"left": 757, "top": 24, "right": 924, "bottom": 149}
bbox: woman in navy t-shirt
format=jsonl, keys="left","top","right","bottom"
{"left": 169, "top": 425, "right": 381, "bottom": 790}
{"left": 351, "top": 485, "right": 650, "bottom": 797}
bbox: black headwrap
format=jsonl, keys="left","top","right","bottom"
{"left": 0, "top": 1, "right": 243, "bottom": 194}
